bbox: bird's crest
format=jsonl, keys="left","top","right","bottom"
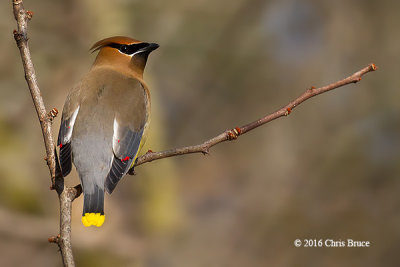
{"left": 90, "top": 36, "right": 142, "bottom": 52}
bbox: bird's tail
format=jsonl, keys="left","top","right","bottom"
{"left": 81, "top": 185, "right": 105, "bottom": 227}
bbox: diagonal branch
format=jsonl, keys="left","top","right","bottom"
{"left": 131, "top": 63, "right": 376, "bottom": 170}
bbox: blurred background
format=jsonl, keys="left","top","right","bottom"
{"left": 0, "top": 0, "right": 399, "bottom": 266}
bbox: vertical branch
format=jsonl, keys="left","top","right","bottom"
{"left": 58, "top": 186, "right": 82, "bottom": 267}
{"left": 12, "top": 0, "right": 57, "bottom": 187}
{"left": 12, "top": 1, "right": 79, "bottom": 266}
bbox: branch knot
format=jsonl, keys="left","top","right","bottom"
{"left": 48, "top": 234, "right": 60, "bottom": 244}
{"left": 48, "top": 108, "right": 59, "bottom": 122}
{"left": 13, "top": 30, "right": 27, "bottom": 46}
{"left": 26, "top": 10, "right": 33, "bottom": 20}
{"left": 227, "top": 128, "right": 241, "bottom": 140}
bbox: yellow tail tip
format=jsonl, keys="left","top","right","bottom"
{"left": 82, "top": 213, "right": 105, "bottom": 227}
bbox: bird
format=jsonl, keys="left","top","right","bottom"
{"left": 57, "top": 36, "right": 159, "bottom": 227}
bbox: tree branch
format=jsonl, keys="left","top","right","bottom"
{"left": 12, "top": 0, "right": 58, "bottom": 188}
{"left": 131, "top": 63, "right": 376, "bottom": 170}
{"left": 12, "top": 1, "right": 78, "bottom": 266}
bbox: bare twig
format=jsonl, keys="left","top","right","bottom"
{"left": 132, "top": 63, "right": 376, "bottom": 169}
{"left": 12, "top": 1, "right": 77, "bottom": 266}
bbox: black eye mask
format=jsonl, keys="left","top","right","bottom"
{"left": 107, "top": 42, "right": 149, "bottom": 55}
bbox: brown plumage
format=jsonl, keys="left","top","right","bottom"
{"left": 57, "top": 36, "right": 158, "bottom": 227}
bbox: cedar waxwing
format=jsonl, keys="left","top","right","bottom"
{"left": 57, "top": 36, "right": 159, "bottom": 227}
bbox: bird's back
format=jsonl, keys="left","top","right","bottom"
{"left": 71, "top": 66, "right": 148, "bottom": 182}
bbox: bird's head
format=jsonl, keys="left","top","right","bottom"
{"left": 90, "top": 36, "right": 159, "bottom": 78}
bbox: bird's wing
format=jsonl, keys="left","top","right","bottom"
{"left": 57, "top": 89, "right": 81, "bottom": 177}
{"left": 105, "top": 80, "right": 149, "bottom": 194}
{"left": 105, "top": 119, "right": 144, "bottom": 193}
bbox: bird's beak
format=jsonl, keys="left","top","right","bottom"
{"left": 145, "top": 43, "right": 159, "bottom": 52}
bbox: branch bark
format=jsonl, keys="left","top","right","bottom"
{"left": 12, "top": 0, "right": 57, "bottom": 187}
{"left": 131, "top": 63, "right": 376, "bottom": 170}
{"left": 12, "top": 1, "right": 79, "bottom": 266}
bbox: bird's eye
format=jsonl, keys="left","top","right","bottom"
{"left": 119, "top": 45, "right": 128, "bottom": 53}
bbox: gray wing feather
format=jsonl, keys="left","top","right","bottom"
{"left": 112, "top": 119, "right": 144, "bottom": 158}
{"left": 57, "top": 106, "right": 80, "bottom": 177}
{"left": 105, "top": 119, "right": 144, "bottom": 194}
